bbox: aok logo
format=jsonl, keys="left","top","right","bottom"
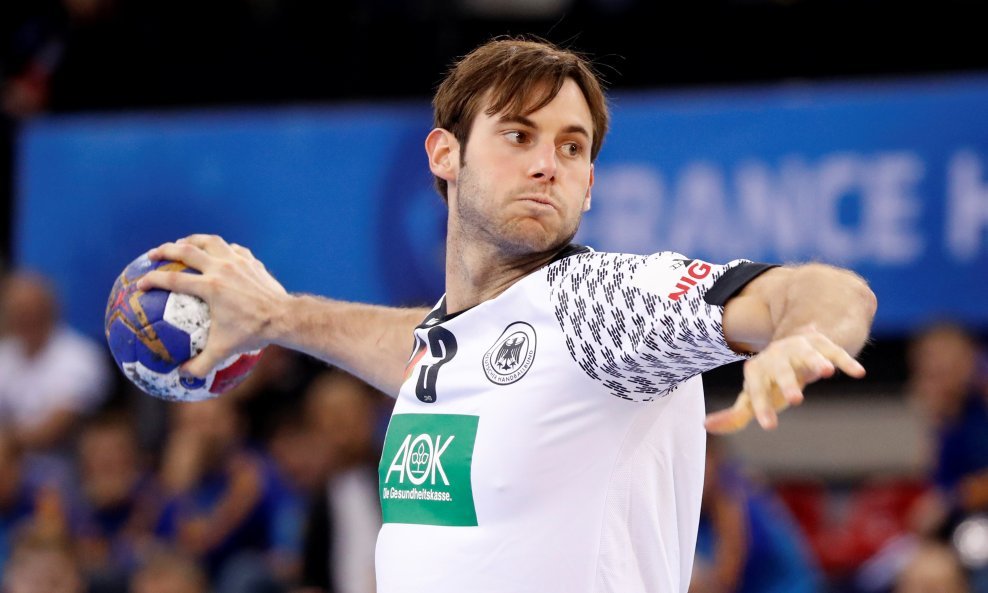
{"left": 667, "top": 261, "right": 712, "bottom": 301}
{"left": 384, "top": 433, "right": 455, "bottom": 486}
{"left": 379, "top": 414, "right": 478, "bottom": 526}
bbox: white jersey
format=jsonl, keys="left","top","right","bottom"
{"left": 0, "top": 326, "right": 111, "bottom": 429}
{"left": 376, "top": 246, "right": 773, "bottom": 593}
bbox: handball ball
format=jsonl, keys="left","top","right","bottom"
{"left": 104, "top": 251, "right": 263, "bottom": 402}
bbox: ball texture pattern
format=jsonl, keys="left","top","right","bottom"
{"left": 104, "top": 252, "right": 261, "bottom": 402}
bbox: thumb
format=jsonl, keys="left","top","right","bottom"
{"left": 704, "top": 394, "right": 755, "bottom": 434}
{"left": 180, "top": 344, "right": 230, "bottom": 379}
{"left": 704, "top": 407, "right": 753, "bottom": 434}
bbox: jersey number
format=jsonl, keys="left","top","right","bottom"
{"left": 416, "top": 327, "right": 458, "bottom": 403}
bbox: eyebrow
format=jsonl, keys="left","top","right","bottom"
{"left": 498, "top": 115, "right": 591, "bottom": 141}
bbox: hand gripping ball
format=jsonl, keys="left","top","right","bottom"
{"left": 104, "top": 252, "right": 263, "bottom": 402}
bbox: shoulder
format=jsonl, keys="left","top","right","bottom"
{"left": 546, "top": 248, "right": 755, "bottom": 303}
{"left": 49, "top": 326, "right": 104, "bottom": 355}
{"left": 544, "top": 248, "right": 671, "bottom": 290}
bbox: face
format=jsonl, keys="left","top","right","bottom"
{"left": 307, "top": 373, "right": 375, "bottom": 462}
{"left": 79, "top": 426, "right": 139, "bottom": 506}
{"left": 171, "top": 398, "right": 241, "bottom": 468}
{"left": 0, "top": 276, "right": 55, "bottom": 354}
{"left": 431, "top": 78, "right": 595, "bottom": 257}
{"left": 909, "top": 328, "right": 977, "bottom": 421}
{"left": 174, "top": 399, "right": 238, "bottom": 443}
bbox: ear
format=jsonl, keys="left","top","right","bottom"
{"left": 582, "top": 164, "right": 595, "bottom": 212}
{"left": 425, "top": 128, "right": 459, "bottom": 184}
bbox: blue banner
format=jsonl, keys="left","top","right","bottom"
{"left": 16, "top": 75, "right": 988, "bottom": 339}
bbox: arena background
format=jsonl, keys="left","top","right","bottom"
{"left": 3, "top": 0, "right": 988, "bottom": 590}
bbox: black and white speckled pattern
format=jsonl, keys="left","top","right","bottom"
{"left": 548, "top": 252, "right": 749, "bottom": 402}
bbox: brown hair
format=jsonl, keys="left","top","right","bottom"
{"left": 432, "top": 37, "right": 610, "bottom": 200}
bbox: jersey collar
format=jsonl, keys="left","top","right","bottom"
{"left": 416, "top": 243, "right": 591, "bottom": 328}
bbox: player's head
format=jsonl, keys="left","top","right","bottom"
{"left": 430, "top": 37, "right": 610, "bottom": 202}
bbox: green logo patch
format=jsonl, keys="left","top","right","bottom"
{"left": 379, "top": 414, "right": 479, "bottom": 527}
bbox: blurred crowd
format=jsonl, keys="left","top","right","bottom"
{"left": 0, "top": 270, "right": 392, "bottom": 593}
{"left": 5, "top": 268, "right": 988, "bottom": 593}
{"left": 691, "top": 321, "right": 988, "bottom": 593}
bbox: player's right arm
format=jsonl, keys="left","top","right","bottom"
{"left": 137, "top": 234, "right": 426, "bottom": 396}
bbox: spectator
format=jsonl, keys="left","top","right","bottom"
{"left": 72, "top": 411, "right": 161, "bottom": 593}
{"left": 906, "top": 323, "right": 988, "bottom": 591}
{"left": 907, "top": 323, "right": 988, "bottom": 536}
{"left": 296, "top": 371, "right": 388, "bottom": 593}
{"left": 0, "top": 272, "right": 111, "bottom": 476}
{"left": 691, "top": 437, "right": 823, "bottom": 593}
{"left": 155, "top": 397, "right": 301, "bottom": 593}
{"left": 0, "top": 433, "right": 35, "bottom": 574}
{"left": 0, "top": 431, "right": 70, "bottom": 576}
{"left": 266, "top": 407, "right": 329, "bottom": 589}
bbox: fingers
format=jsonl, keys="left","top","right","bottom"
{"left": 810, "top": 335, "right": 866, "bottom": 378}
{"left": 772, "top": 363, "right": 805, "bottom": 407}
{"left": 705, "top": 393, "right": 754, "bottom": 434}
{"left": 147, "top": 236, "right": 266, "bottom": 272}
{"left": 141, "top": 235, "right": 263, "bottom": 294}
{"left": 738, "top": 349, "right": 809, "bottom": 431}
{"left": 706, "top": 381, "right": 794, "bottom": 435}
{"left": 147, "top": 235, "right": 238, "bottom": 264}
{"left": 146, "top": 241, "right": 214, "bottom": 272}
{"left": 177, "top": 234, "right": 238, "bottom": 258}
{"left": 709, "top": 331, "right": 867, "bottom": 434}
{"left": 742, "top": 363, "right": 778, "bottom": 429}
{"left": 137, "top": 269, "right": 206, "bottom": 296}
{"left": 132, "top": 267, "right": 233, "bottom": 379}
{"left": 134, "top": 235, "right": 275, "bottom": 380}
{"left": 181, "top": 346, "right": 230, "bottom": 379}
{"left": 229, "top": 243, "right": 255, "bottom": 261}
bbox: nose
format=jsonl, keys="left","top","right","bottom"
{"left": 528, "top": 141, "right": 557, "bottom": 182}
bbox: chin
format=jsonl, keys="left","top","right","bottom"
{"left": 499, "top": 220, "right": 575, "bottom": 256}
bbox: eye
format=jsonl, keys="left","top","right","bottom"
{"left": 561, "top": 142, "right": 584, "bottom": 157}
{"left": 504, "top": 131, "right": 530, "bottom": 144}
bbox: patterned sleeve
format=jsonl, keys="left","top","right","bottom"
{"left": 549, "top": 251, "right": 774, "bottom": 402}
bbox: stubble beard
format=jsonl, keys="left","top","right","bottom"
{"left": 453, "top": 164, "right": 581, "bottom": 258}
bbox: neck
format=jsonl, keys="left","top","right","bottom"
{"left": 444, "top": 225, "right": 562, "bottom": 315}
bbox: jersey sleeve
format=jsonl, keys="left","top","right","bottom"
{"left": 549, "top": 251, "right": 775, "bottom": 402}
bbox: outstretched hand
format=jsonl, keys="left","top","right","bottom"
{"left": 705, "top": 326, "right": 866, "bottom": 434}
{"left": 137, "top": 234, "right": 289, "bottom": 378}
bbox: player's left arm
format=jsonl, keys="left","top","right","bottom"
{"left": 707, "top": 263, "right": 877, "bottom": 433}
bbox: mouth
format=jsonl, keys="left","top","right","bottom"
{"left": 516, "top": 194, "right": 556, "bottom": 210}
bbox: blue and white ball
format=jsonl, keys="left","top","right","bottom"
{"left": 104, "top": 252, "right": 262, "bottom": 402}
